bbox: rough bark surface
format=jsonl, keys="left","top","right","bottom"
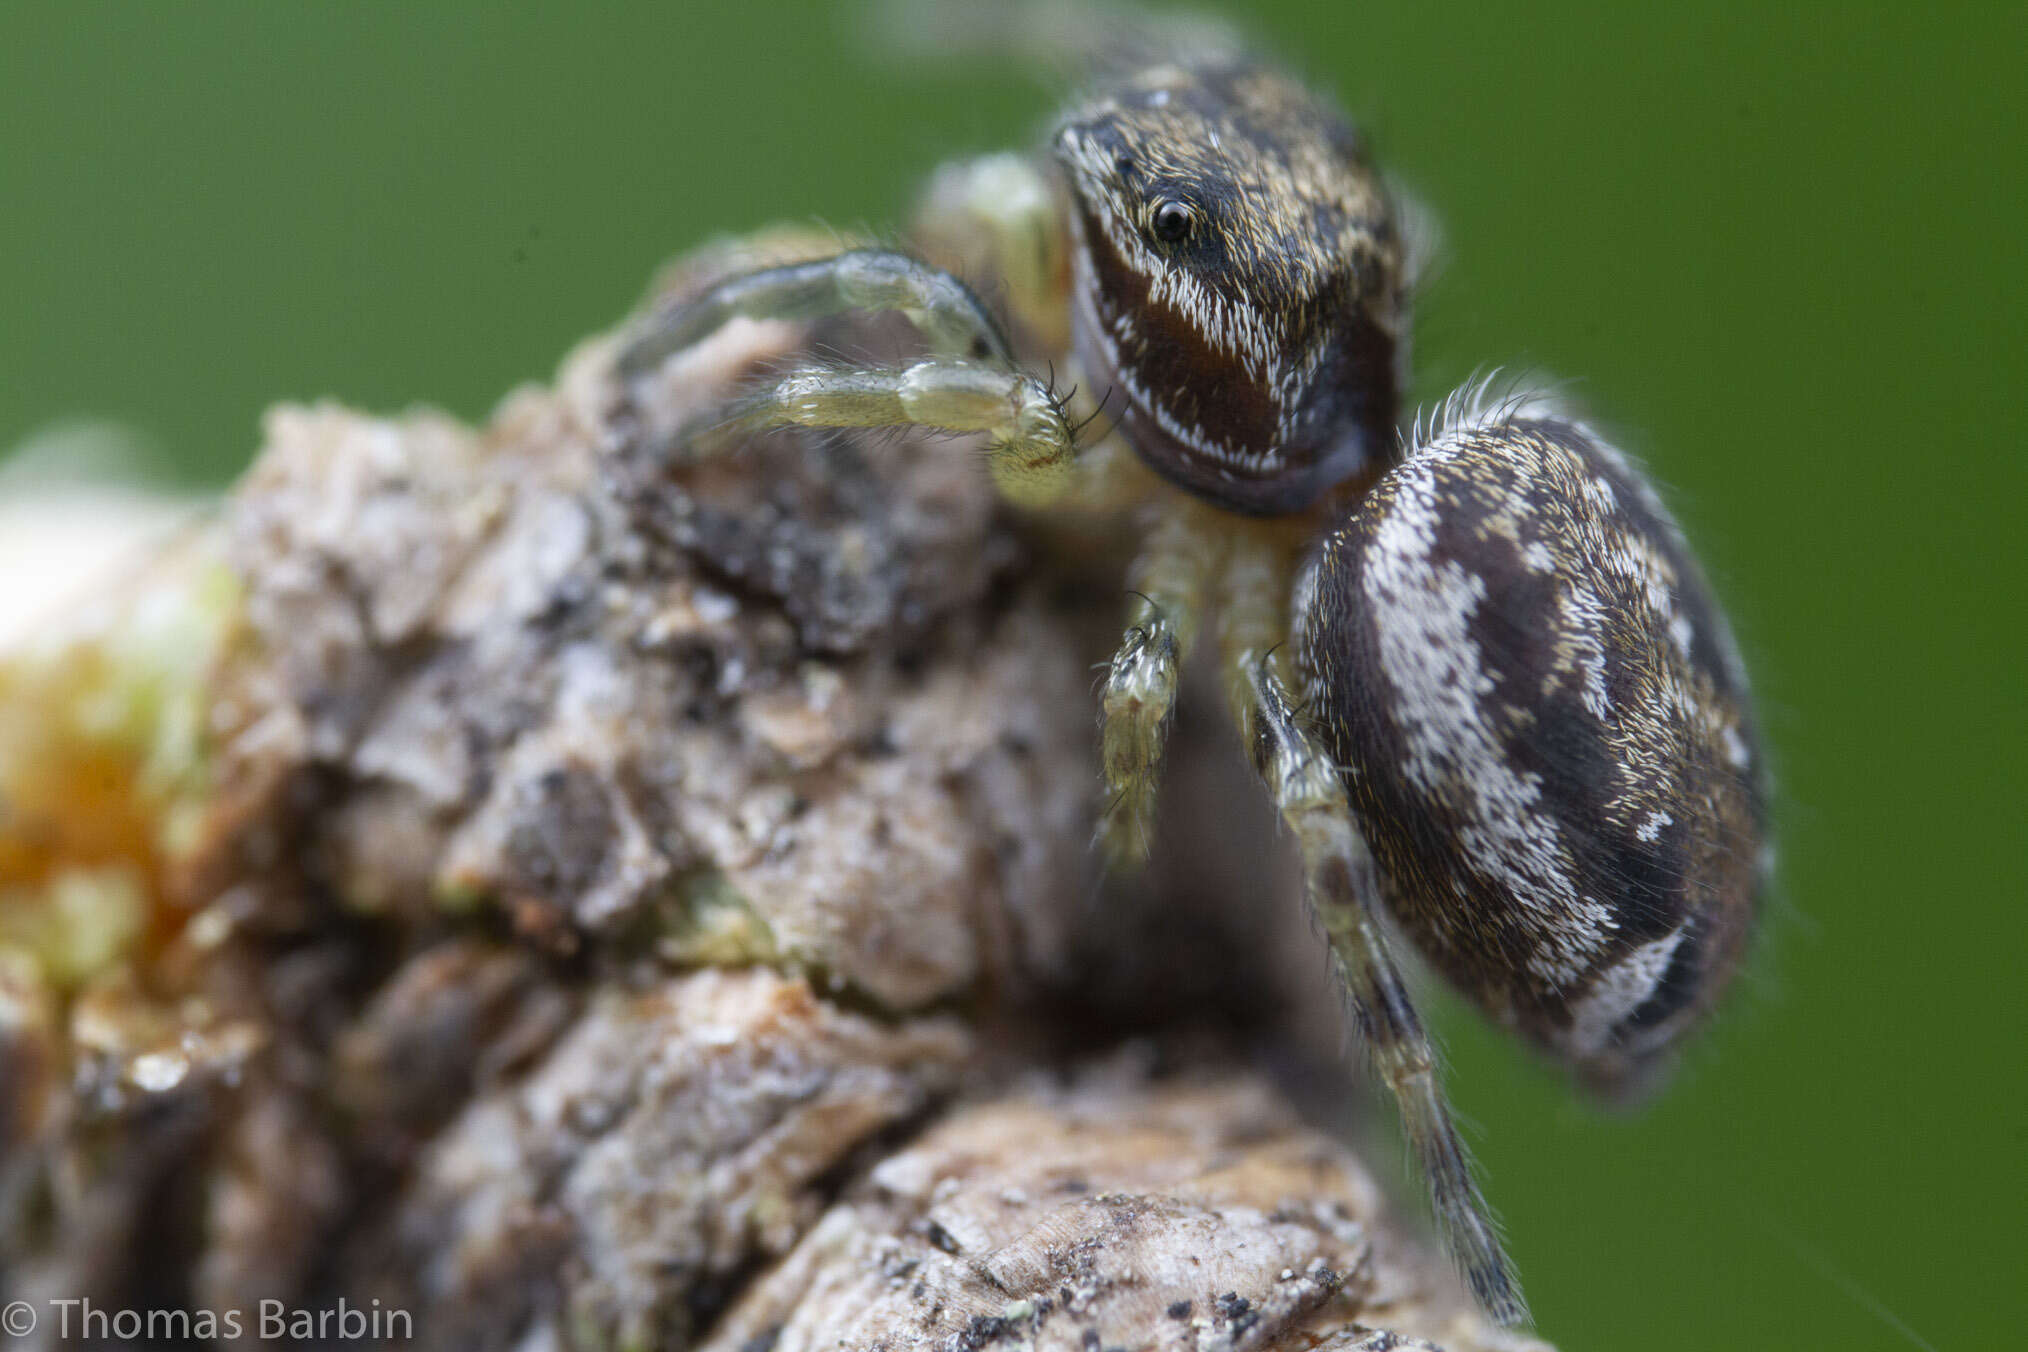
{"left": 700, "top": 1058, "right": 1538, "bottom": 1352}
{"left": 0, "top": 242, "right": 1552, "bottom": 1351}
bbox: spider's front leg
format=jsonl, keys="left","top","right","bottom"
{"left": 617, "top": 247, "right": 1016, "bottom": 384}
{"left": 612, "top": 243, "right": 1079, "bottom": 504}
{"left": 612, "top": 153, "right": 1088, "bottom": 507}
{"left": 682, "top": 357, "right": 1080, "bottom": 507}
{"left": 1222, "top": 539, "right": 1528, "bottom": 1328}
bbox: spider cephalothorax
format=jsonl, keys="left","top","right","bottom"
{"left": 1055, "top": 60, "right": 1406, "bottom": 513}
{"left": 612, "top": 38, "right": 1764, "bottom": 1331}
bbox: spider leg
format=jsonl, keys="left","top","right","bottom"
{"left": 1221, "top": 538, "right": 1527, "bottom": 1327}
{"left": 1098, "top": 499, "right": 1226, "bottom": 866}
{"left": 911, "top": 152, "right": 1070, "bottom": 353}
{"left": 1238, "top": 654, "right": 1527, "bottom": 1326}
{"left": 612, "top": 238, "right": 1090, "bottom": 506}
{"left": 618, "top": 247, "right": 1016, "bottom": 388}
{"left": 672, "top": 359, "right": 1078, "bottom": 507}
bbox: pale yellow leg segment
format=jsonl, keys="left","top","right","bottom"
{"left": 1216, "top": 529, "right": 1299, "bottom": 716}
{"left": 1097, "top": 499, "right": 1225, "bottom": 867}
{"left": 912, "top": 152, "right": 1070, "bottom": 354}
{"left": 1234, "top": 652, "right": 1529, "bottom": 1328}
{"left": 681, "top": 360, "right": 1076, "bottom": 507}
{"left": 618, "top": 248, "right": 1017, "bottom": 386}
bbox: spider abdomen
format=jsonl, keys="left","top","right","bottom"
{"left": 1294, "top": 400, "right": 1764, "bottom": 1092}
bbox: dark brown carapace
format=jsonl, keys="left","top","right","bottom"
{"left": 1054, "top": 61, "right": 1407, "bottom": 514}
{"left": 615, "top": 42, "right": 1766, "bottom": 1329}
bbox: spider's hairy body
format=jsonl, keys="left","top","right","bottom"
{"left": 1296, "top": 398, "right": 1764, "bottom": 1092}
{"left": 613, "top": 40, "right": 1764, "bottom": 1332}
{"left": 1056, "top": 60, "right": 1407, "bottom": 513}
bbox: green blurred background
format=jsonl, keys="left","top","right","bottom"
{"left": 3, "top": 3, "right": 2021, "bottom": 1347}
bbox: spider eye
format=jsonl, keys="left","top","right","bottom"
{"left": 1151, "top": 200, "right": 1194, "bottom": 244}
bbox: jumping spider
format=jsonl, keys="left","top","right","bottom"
{"left": 612, "top": 52, "right": 1764, "bottom": 1329}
